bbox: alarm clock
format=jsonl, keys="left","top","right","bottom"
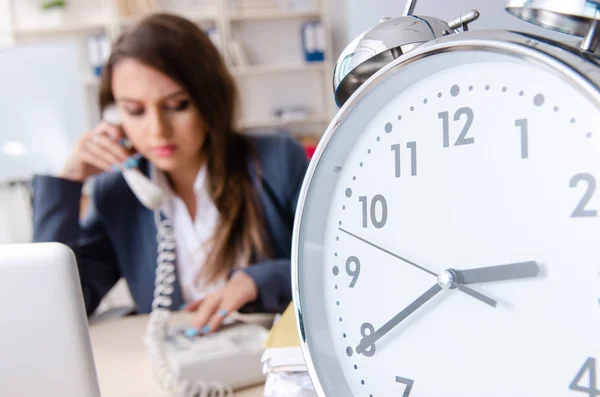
{"left": 291, "top": 1, "right": 600, "bottom": 396}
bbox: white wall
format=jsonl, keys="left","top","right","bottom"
{"left": 0, "top": 39, "right": 89, "bottom": 181}
{"left": 344, "top": 0, "right": 573, "bottom": 48}
{"left": 327, "top": 0, "right": 348, "bottom": 59}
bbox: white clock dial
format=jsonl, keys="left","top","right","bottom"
{"left": 295, "top": 47, "right": 600, "bottom": 397}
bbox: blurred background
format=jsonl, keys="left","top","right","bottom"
{"left": 0, "top": 0, "right": 573, "bottom": 245}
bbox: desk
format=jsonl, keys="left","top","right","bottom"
{"left": 89, "top": 312, "right": 268, "bottom": 397}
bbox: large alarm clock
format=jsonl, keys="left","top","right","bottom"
{"left": 291, "top": 1, "right": 600, "bottom": 396}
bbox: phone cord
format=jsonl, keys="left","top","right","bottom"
{"left": 144, "top": 209, "right": 233, "bottom": 397}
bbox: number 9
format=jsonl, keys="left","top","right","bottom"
{"left": 346, "top": 256, "right": 361, "bottom": 288}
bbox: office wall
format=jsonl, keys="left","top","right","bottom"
{"left": 344, "top": 0, "right": 573, "bottom": 47}
{"left": 0, "top": 39, "right": 89, "bottom": 181}
{"left": 0, "top": 0, "right": 580, "bottom": 184}
{"left": 327, "top": 0, "right": 348, "bottom": 59}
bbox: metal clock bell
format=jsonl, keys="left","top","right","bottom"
{"left": 292, "top": 0, "right": 600, "bottom": 396}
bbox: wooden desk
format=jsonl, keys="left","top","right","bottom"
{"left": 89, "top": 312, "right": 267, "bottom": 397}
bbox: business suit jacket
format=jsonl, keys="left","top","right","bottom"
{"left": 32, "top": 133, "right": 309, "bottom": 316}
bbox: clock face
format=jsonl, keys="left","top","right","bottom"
{"left": 295, "top": 47, "right": 600, "bottom": 397}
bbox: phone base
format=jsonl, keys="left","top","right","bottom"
{"left": 165, "top": 322, "right": 269, "bottom": 390}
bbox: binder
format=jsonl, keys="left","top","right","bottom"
{"left": 301, "top": 21, "right": 325, "bottom": 63}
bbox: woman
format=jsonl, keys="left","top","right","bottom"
{"left": 32, "top": 13, "right": 309, "bottom": 335}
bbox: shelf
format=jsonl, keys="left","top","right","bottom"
{"left": 13, "top": 21, "right": 108, "bottom": 37}
{"left": 239, "top": 115, "right": 329, "bottom": 130}
{"left": 178, "top": 8, "right": 220, "bottom": 23}
{"left": 228, "top": 9, "right": 320, "bottom": 21}
{"left": 119, "top": 9, "right": 219, "bottom": 26}
{"left": 84, "top": 63, "right": 324, "bottom": 85}
{"left": 232, "top": 62, "right": 324, "bottom": 76}
{"left": 87, "top": 62, "right": 326, "bottom": 85}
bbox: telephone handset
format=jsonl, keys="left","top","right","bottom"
{"left": 101, "top": 106, "right": 268, "bottom": 397}
{"left": 101, "top": 106, "right": 165, "bottom": 210}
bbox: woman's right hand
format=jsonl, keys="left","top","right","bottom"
{"left": 60, "top": 122, "right": 133, "bottom": 182}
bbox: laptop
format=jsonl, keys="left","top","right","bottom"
{"left": 0, "top": 242, "right": 102, "bottom": 397}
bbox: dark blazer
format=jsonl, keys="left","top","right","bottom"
{"left": 32, "top": 133, "right": 309, "bottom": 316}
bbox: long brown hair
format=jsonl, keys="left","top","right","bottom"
{"left": 99, "top": 13, "right": 271, "bottom": 281}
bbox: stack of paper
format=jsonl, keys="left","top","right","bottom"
{"left": 261, "top": 304, "right": 316, "bottom": 397}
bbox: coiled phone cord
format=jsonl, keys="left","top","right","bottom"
{"left": 144, "top": 209, "right": 233, "bottom": 397}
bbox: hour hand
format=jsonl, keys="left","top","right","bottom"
{"left": 438, "top": 261, "right": 540, "bottom": 287}
{"left": 356, "top": 283, "right": 442, "bottom": 356}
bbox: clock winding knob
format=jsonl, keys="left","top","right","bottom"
{"left": 506, "top": 0, "right": 600, "bottom": 52}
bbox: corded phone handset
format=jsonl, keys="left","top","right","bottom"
{"left": 101, "top": 106, "right": 269, "bottom": 397}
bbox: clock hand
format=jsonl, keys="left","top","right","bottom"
{"left": 438, "top": 261, "right": 540, "bottom": 286}
{"left": 338, "top": 227, "right": 497, "bottom": 307}
{"left": 356, "top": 283, "right": 442, "bottom": 355}
{"left": 338, "top": 227, "right": 436, "bottom": 276}
{"left": 455, "top": 285, "right": 496, "bottom": 307}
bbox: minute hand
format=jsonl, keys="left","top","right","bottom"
{"left": 452, "top": 261, "right": 540, "bottom": 285}
{"left": 338, "top": 227, "right": 497, "bottom": 308}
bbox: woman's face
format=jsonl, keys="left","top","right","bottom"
{"left": 111, "top": 58, "right": 206, "bottom": 173}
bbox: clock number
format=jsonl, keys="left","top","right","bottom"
{"left": 359, "top": 322, "right": 376, "bottom": 357}
{"left": 439, "top": 107, "right": 474, "bottom": 147}
{"left": 569, "top": 357, "right": 600, "bottom": 397}
{"left": 570, "top": 173, "right": 597, "bottom": 218}
{"left": 515, "top": 118, "right": 528, "bottom": 159}
{"left": 395, "top": 376, "right": 414, "bottom": 397}
{"left": 359, "top": 194, "right": 388, "bottom": 228}
{"left": 345, "top": 256, "right": 361, "bottom": 288}
{"left": 391, "top": 142, "right": 417, "bottom": 178}
{"left": 439, "top": 111, "right": 450, "bottom": 147}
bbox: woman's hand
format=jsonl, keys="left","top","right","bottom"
{"left": 184, "top": 271, "right": 258, "bottom": 335}
{"left": 60, "top": 121, "right": 133, "bottom": 182}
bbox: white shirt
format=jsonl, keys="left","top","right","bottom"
{"left": 151, "top": 164, "right": 224, "bottom": 303}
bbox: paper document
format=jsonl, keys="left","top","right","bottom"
{"left": 261, "top": 303, "right": 317, "bottom": 396}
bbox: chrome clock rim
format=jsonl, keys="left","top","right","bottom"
{"left": 291, "top": 29, "right": 600, "bottom": 397}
